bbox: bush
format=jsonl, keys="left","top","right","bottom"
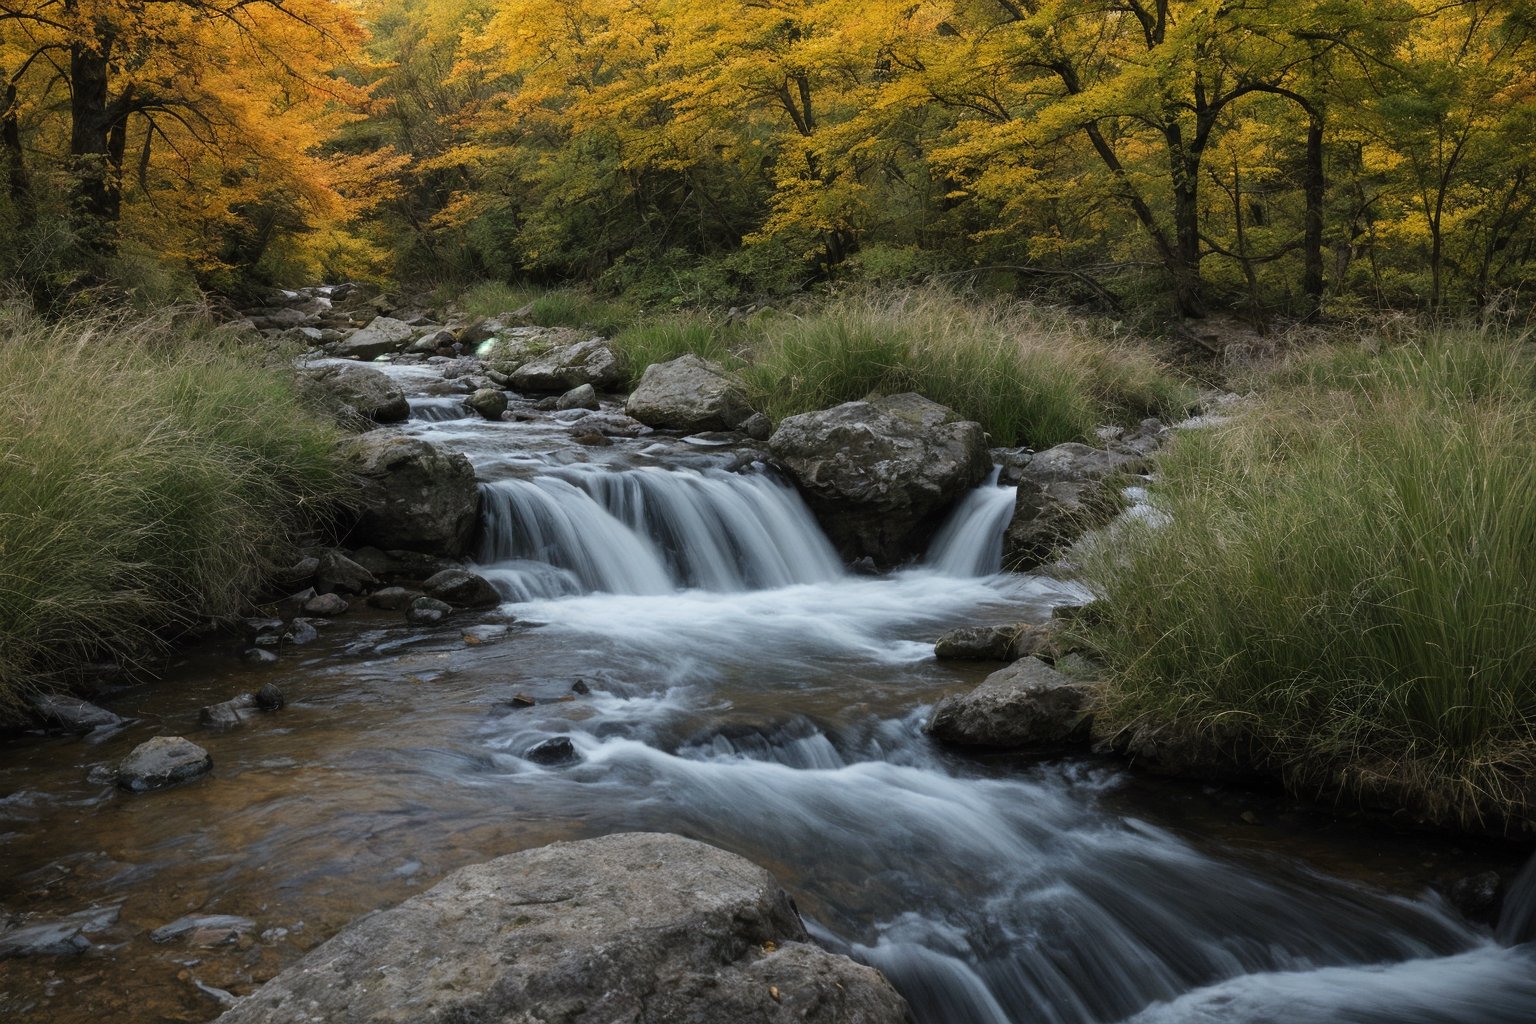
{"left": 0, "top": 303, "right": 352, "bottom": 710}
{"left": 1077, "top": 329, "right": 1536, "bottom": 825}
{"left": 742, "top": 288, "right": 1188, "bottom": 447}
{"left": 608, "top": 314, "right": 750, "bottom": 386}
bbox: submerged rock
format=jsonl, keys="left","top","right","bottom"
{"left": 343, "top": 433, "right": 480, "bottom": 558}
{"left": 770, "top": 394, "right": 990, "bottom": 565}
{"left": 301, "top": 592, "right": 349, "bottom": 617}
{"left": 0, "top": 905, "right": 120, "bottom": 959}
{"left": 926, "top": 657, "right": 1101, "bottom": 750}
{"left": 366, "top": 586, "right": 423, "bottom": 610}
{"left": 26, "top": 693, "right": 123, "bottom": 735}
{"left": 150, "top": 914, "right": 257, "bottom": 945}
{"left": 213, "top": 832, "right": 911, "bottom": 1024}
{"left": 626, "top": 354, "right": 752, "bottom": 432}
{"left": 117, "top": 736, "right": 213, "bottom": 792}
{"left": 525, "top": 736, "right": 579, "bottom": 765}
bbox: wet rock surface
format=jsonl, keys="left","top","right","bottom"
{"left": 926, "top": 657, "right": 1101, "bottom": 750}
{"left": 343, "top": 433, "right": 480, "bottom": 557}
{"left": 25, "top": 694, "right": 123, "bottom": 735}
{"left": 116, "top": 736, "right": 213, "bottom": 791}
{"left": 770, "top": 394, "right": 990, "bottom": 565}
{"left": 214, "top": 832, "right": 912, "bottom": 1024}
{"left": 333, "top": 316, "right": 417, "bottom": 360}
{"left": 302, "top": 363, "right": 409, "bottom": 424}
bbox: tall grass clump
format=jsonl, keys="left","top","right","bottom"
{"left": 0, "top": 304, "right": 352, "bottom": 711}
{"left": 458, "top": 281, "right": 636, "bottom": 336}
{"left": 742, "top": 288, "right": 1188, "bottom": 447}
{"left": 1078, "top": 329, "right": 1536, "bottom": 826}
{"left": 609, "top": 313, "right": 750, "bottom": 386}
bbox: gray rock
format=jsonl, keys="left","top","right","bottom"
{"left": 243, "top": 616, "right": 285, "bottom": 645}
{"left": 366, "top": 586, "right": 423, "bottom": 610}
{"left": 556, "top": 382, "right": 600, "bottom": 410}
{"left": 316, "top": 551, "right": 377, "bottom": 595}
{"left": 239, "top": 648, "right": 279, "bottom": 666}
{"left": 741, "top": 411, "right": 773, "bottom": 441}
{"left": 200, "top": 693, "right": 258, "bottom": 728}
{"left": 117, "top": 736, "right": 213, "bottom": 792}
{"left": 151, "top": 914, "right": 257, "bottom": 945}
{"left": 422, "top": 569, "right": 501, "bottom": 609}
{"left": 1001, "top": 442, "right": 1144, "bottom": 571}
{"left": 302, "top": 592, "right": 349, "bottom": 616}
{"left": 933, "top": 625, "right": 1020, "bottom": 661}
{"left": 770, "top": 394, "right": 990, "bottom": 565}
{"left": 407, "top": 596, "right": 453, "bottom": 625}
{"left": 270, "top": 555, "right": 319, "bottom": 589}
{"left": 626, "top": 354, "right": 752, "bottom": 432}
{"left": 466, "top": 388, "right": 508, "bottom": 420}
{"left": 343, "top": 434, "right": 480, "bottom": 558}
{"left": 26, "top": 693, "right": 123, "bottom": 734}
{"left": 282, "top": 619, "right": 320, "bottom": 646}
{"left": 334, "top": 316, "right": 416, "bottom": 360}
{"left": 303, "top": 363, "right": 409, "bottom": 424}
{"left": 0, "top": 906, "right": 119, "bottom": 959}
{"left": 213, "top": 832, "right": 911, "bottom": 1024}
{"left": 926, "top": 657, "right": 1101, "bottom": 750}
{"left": 525, "top": 736, "right": 579, "bottom": 765}
{"left": 511, "top": 337, "right": 625, "bottom": 392}
{"left": 255, "top": 683, "right": 285, "bottom": 711}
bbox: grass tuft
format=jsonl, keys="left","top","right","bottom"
{"left": 1077, "top": 329, "right": 1536, "bottom": 827}
{"left": 741, "top": 288, "right": 1189, "bottom": 447}
{"left": 0, "top": 303, "right": 352, "bottom": 711}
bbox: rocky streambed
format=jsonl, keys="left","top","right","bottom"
{"left": 2, "top": 293, "right": 1535, "bottom": 1023}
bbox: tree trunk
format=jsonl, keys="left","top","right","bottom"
{"left": 1167, "top": 134, "right": 1206, "bottom": 318}
{"left": 1, "top": 80, "right": 31, "bottom": 231}
{"left": 69, "top": 36, "right": 122, "bottom": 257}
{"left": 1302, "top": 114, "right": 1325, "bottom": 314}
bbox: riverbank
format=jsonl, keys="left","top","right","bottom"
{"left": 1075, "top": 327, "right": 1536, "bottom": 835}
{"left": 0, "top": 303, "right": 353, "bottom": 716}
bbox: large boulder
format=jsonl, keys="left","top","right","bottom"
{"left": 926, "top": 657, "right": 1101, "bottom": 750}
{"left": 510, "top": 337, "right": 625, "bottom": 392}
{"left": 769, "top": 394, "right": 990, "bottom": 565}
{"left": 625, "top": 354, "right": 753, "bottom": 432}
{"left": 343, "top": 434, "right": 480, "bottom": 557}
{"left": 214, "top": 832, "right": 912, "bottom": 1024}
{"left": 1001, "top": 442, "right": 1143, "bottom": 571}
{"left": 302, "top": 363, "right": 409, "bottom": 424}
{"left": 334, "top": 317, "right": 417, "bottom": 360}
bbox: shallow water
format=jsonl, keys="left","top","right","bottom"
{"left": 2, "top": 366, "right": 1532, "bottom": 1024}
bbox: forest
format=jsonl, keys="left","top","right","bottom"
{"left": 1, "top": 0, "right": 1533, "bottom": 317}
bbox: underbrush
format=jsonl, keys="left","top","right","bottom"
{"left": 0, "top": 304, "right": 352, "bottom": 710}
{"left": 1078, "top": 329, "right": 1536, "bottom": 827}
{"left": 458, "top": 282, "right": 636, "bottom": 336}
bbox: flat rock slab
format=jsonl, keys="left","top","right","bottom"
{"left": 926, "top": 657, "right": 1100, "bottom": 750}
{"left": 26, "top": 693, "right": 123, "bottom": 734}
{"left": 0, "top": 906, "right": 119, "bottom": 958}
{"left": 117, "top": 736, "right": 212, "bottom": 791}
{"left": 215, "top": 831, "right": 911, "bottom": 1024}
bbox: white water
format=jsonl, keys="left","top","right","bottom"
{"left": 400, "top": 373, "right": 1536, "bottom": 1023}
{"left": 927, "top": 467, "right": 1017, "bottom": 576}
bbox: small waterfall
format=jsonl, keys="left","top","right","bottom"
{"left": 409, "top": 397, "right": 472, "bottom": 422}
{"left": 1497, "top": 851, "right": 1536, "bottom": 945}
{"left": 476, "top": 466, "right": 843, "bottom": 598}
{"left": 927, "top": 468, "right": 1017, "bottom": 577}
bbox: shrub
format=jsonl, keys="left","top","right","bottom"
{"left": 0, "top": 304, "right": 352, "bottom": 710}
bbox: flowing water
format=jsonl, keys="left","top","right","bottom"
{"left": 2, "top": 364, "right": 1534, "bottom": 1023}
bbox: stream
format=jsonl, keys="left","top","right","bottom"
{"left": 2, "top": 362, "right": 1534, "bottom": 1023}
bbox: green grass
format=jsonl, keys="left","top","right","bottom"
{"left": 0, "top": 303, "right": 352, "bottom": 711}
{"left": 1077, "top": 329, "right": 1536, "bottom": 827}
{"left": 608, "top": 313, "right": 749, "bottom": 386}
{"left": 741, "top": 289, "right": 1189, "bottom": 447}
{"left": 458, "top": 282, "right": 637, "bottom": 336}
